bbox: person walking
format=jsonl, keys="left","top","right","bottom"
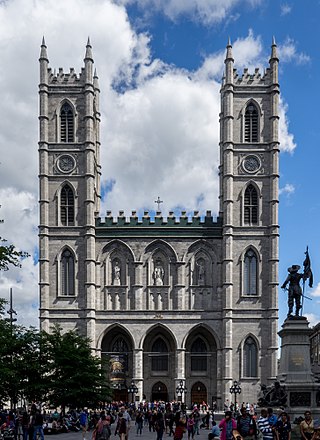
{"left": 33, "top": 409, "right": 44, "bottom": 440}
{"left": 135, "top": 411, "right": 143, "bottom": 436}
{"left": 275, "top": 413, "right": 291, "bottom": 440}
{"left": 219, "top": 411, "right": 238, "bottom": 440}
{"left": 80, "top": 409, "right": 89, "bottom": 440}
{"left": 155, "top": 413, "right": 165, "bottom": 440}
{"left": 257, "top": 409, "right": 273, "bottom": 440}
{"left": 187, "top": 415, "right": 195, "bottom": 440}
{"left": 237, "top": 407, "right": 256, "bottom": 440}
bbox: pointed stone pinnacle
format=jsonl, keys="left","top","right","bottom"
{"left": 272, "top": 35, "right": 276, "bottom": 46}
{"left": 227, "top": 36, "right": 232, "bottom": 47}
{"left": 42, "top": 36, "right": 46, "bottom": 47}
{"left": 87, "top": 36, "right": 91, "bottom": 47}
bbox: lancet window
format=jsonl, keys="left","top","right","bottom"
{"left": 60, "top": 102, "right": 74, "bottom": 142}
{"left": 244, "top": 103, "right": 259, "bottom": 142}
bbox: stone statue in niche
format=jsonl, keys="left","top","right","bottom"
{"left": 196, "top": 259, "right": 205, "bottom": 286}
{"left": 113, "top": 260, "right": 121, "bottom": 285}
{"left": 153, "top": 260, "right": 164, "bottom": 286}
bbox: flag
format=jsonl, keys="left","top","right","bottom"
{"left": 303, "top": 246, "right": 313, "bottom": 288}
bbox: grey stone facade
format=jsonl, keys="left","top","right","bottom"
{"left": 39, "top": 38, "right": 279, "bottom": 407}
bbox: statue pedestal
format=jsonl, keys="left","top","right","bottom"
{"left": 278, "top": 316, "right": 320, "bottom": 413}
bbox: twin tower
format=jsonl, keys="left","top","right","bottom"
{"left": 39, "top": 37, "right": 279, "bottom": 405}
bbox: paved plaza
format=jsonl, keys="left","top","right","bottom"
{"left": 53, "top": 423, "right": 212, "bottom": 440}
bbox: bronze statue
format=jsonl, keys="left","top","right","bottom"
{"left": 258, "top": 381, "right": 287, "bottom": 407}
{"left": 281, "top": 265, "right": 305, "bottom": 317}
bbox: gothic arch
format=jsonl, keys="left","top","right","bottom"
{"left": 99, "top": 323, "right": 135, "bottom": 351}
{"left": 100, "top": 240, "right": 135, "bottom": 287}
{"left": 239, "top": 99, "right": 262, "bottom": 143}
{"left": 139, "top": 323, "right": 178, "bottom": 350}
{"left": 182, "top": 323, "right": 221, "bottom": 350}
{"left": 100, "top": 324, "right": 135, "bottom": 388}
{"left": 240, "top": 333, "right": 260, "bottom": 378}
{"left": 144, "top": 240, "right": 178, "bottom": 287}
{"left": 239, "top": 181, "right": 262, "bottom": 226}
{"left": 55, "top": 245, "right": 77, "bottom": 297}
{"left": 239, "top": 247, "right": 260, "bottom": 296}
{"left": 55, "top": 99, "right": 78, "bottom": 143}
{"left": 55, "top": 181, "right": 78, "bottom": 227}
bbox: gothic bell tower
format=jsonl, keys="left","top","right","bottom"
{"left": 219, "top": 39, "right": 279, "bottom": 399}
{"left": 38, "top": 38, "right": 101, "bottom": 341}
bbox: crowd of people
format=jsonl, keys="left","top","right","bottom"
{"left": 0, "top": 401, "right": 319, "bottom": 440}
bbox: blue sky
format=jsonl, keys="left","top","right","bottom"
{"left": 0, "top": 0, "right": 319, "bottom": 329}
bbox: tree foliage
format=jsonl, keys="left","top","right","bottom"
{"left": 0, "top": 316, "right": 110, "bottom": 409}
{"left": 0, "top": 237, "right": 29, "bottom": 271}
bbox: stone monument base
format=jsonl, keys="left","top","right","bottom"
{"left": 278, "top": 316, "right": 320, "bottom": 418}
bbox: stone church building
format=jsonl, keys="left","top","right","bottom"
{"left": 38, "top": 38, "right": 279, "bottom": 406}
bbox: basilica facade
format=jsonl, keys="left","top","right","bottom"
{"left": 38, "top": 38, "right": 279, "bottom": 406}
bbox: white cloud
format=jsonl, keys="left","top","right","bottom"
{"left": 305, "top": 313, "right": 319, "bottom": 327}
{"left": 279, "top": 183, "right": 295, "bottom": 196}
{"left": 116, "top": 0, "right": 262, "bottom": 25}
{"left": 280, "top": 3, "right": 292, "bottom": 16}
{"left": 278, "top": 37, "right": 310, "bottom": 65}
{"left": 311, "top": 282, "right": 320, "bottom": 298}
{"left": 279, "top": 97, "right": 297, "bottom": 153}
{"left": 0, "top": 2, "right": 297, "bottom": 328}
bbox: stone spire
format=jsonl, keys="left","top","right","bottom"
{"left": 224, "top": 38, "right": 234, "bottom": 84}
{"left": 93, "top": 68, "right": 100, "bottom": 90}
{"left": 270, "top": 36, "right": 278, "bottom": 61}
{"left": 39, "top": 36, "right": 49, "bottom": 62}
{"left": 84, "top": 36, "right": 93, "bottom": 62}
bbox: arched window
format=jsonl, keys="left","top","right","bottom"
{"left": 151, "top": 338, "right": 168, "bottom": 372}
{"left": 244, "top": 184, "right": 258, "bottom": 225}
{"left": 243, "top": 336, "right": 258, "bottom": 377}
{"left": 60, "top": 103, "right": 74, "bottom": 142}
{"left": 244, "top": 249, "right": 257, "bottom": 295}
{"left": 61, "top": 249, "right": 75, "bottom": 295}
{"left": 61, "top": 184, "right": 74, "bottom": 226}
{"left": 244, "top": 103, "right": 259, "bottom": 142}
{"left": 191, "top": 338, "right": 207, "bottom": 372}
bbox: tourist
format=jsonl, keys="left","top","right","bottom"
{"left": 300, "top": 412, "right": 314, "bottom": 440}
{"left": 80, "top": 409, "right": 89, "bottom": 440}
{"left": 237, "top": 407, "right": 257, "bottom": 440}
{"left": 174, "top": 420, "right": 186, "bottom": 440}
{"left": 208, "top": 421, "right": 220, "bottom": 440}
{"left": 257, "top": 409, "right": 273, "bottom": 440}
{"left": 219, "top": 411, "right": 238, "bottom": 440}
{"left": 187, "top": 414, "right": 195, "bottom": 440}
{"left": 275, "top": 412, "right": 291, "bottom": 440}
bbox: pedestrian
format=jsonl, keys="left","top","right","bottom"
{"left": 80, "top": 409, "right": 89, "bottom": 440}
{"left": 115, "top": 415, "right": 127, "bottom": 440}
{"left": 187, "top": 414, "right": 195, "bottom": 440}
{"left": 33, "top": 409, "right": 44, "bottom": 440}
{"left": 237, "top": 407, "right": 256, "bottom": 440}
{"left": 219, "top": 411, "right": 238, "bottom": 440}
{"left": 300, "top": 411, "right": 314, "bottom": 440}
{"left": 135, "top": 412, "right": 143, "bottom": 436}
{"left": 257, "top": 409, "right": 273, "bottom": 440}
{"left": 174, "top": 420, "right": 186, "bottom": 440}
{"left": 155, "top": 413, "right": 165, "bottom": 440}
{"left": 275, "top": 413, "right": 291, "bottom": 440}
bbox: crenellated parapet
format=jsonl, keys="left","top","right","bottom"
{"left": 233, "top": 67, "right": 273, "bottom": 86}
{"left": 47, "top": 67, "right": 87, "bottom": 85}
{"left": 96, "top": 210, "right": 222, "bottom": 233}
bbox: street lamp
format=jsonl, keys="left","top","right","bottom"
{"left": 176, "top": 380, "right": 187, "bottom": 403}
{"left": 229, "top": 380, "right": 241, "bottom": 412}
{"left": 127, "top": 380, "right": 138, "bottom": 403}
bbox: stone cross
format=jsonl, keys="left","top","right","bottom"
{"left": 154, "top": 196, "right": 163, "bottom": 211}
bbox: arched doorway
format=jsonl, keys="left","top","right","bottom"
{"left": 151, "top": 381, "right": 168, "bottom": 402}
{"left": 191, "top": 382, "right": 207, "bottom": 407}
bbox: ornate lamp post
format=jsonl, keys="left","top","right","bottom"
{"left": 229, "top": 380, "right": 241, "bottom": 412}
{"left": 127, "top": 380, "right": 138, "bottom": 403}
{"left": 176, "top": 380, "right": 187, "bottom": 404}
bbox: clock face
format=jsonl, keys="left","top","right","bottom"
{"left": 243, "top": 155, "right": 260, "bottom": 173}
{"left": 58, "top": 154, "right": 75, "bottom": 173}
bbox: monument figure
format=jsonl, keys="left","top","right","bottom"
{"left": 153, "top": 261, "right": 164, "bottom": 286}
{"left": 281, "top": 265, "right": 305, "bottom": 317}
{"left": 113, "top": 260, "right": 121, "bottom": 285}
{"left": 258, "top": 381, "right": 287, "bottom": 407}
{"left": 196, "top": 259, "right": 205, "bottom": 285}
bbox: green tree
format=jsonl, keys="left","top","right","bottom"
{"left": 0, "top": 237, "right": 29, "bottom": 271}
{"left": 41, "top": 325, "right": 110, "bottom": 410}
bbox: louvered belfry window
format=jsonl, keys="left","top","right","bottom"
{"left": 244, "top": 184, "right": 258, "bottom": 225}
{"left": 61, "top": 249, "right": 75, "bottom": 296}
{"left": 244, "top": 103, "right": 258, "bottom": 142}
{"left": 61, "top": 184, "right": 74, "bottom": 226}
{"left": 60, "top": 103, "right": 74, "bottom": 142}
{"left": 244, "top": 249, "right": 257, "bottom": 296}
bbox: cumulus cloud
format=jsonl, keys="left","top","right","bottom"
{"left": 305, "top": 313, "right": 319, "bottom": 328}
{"left": 116, "top": 0, "right": 262, "bottom": 25}
{"left": 280, "top": 3, "right": 292, "bottom": 16}
{"left": 278, "top": 37, "right": 310, "bottom": 65}
{"left": 279, "top": 183, "right": 295, "bottom": 196}
{"left": 0, "top": 1, "right": 297, "bottom": 328}
{"left": 311, "top": 282, "right": 320, "bottom": 298}
{"left": 279, "top": 97, "right": 296, "bottom": 153}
